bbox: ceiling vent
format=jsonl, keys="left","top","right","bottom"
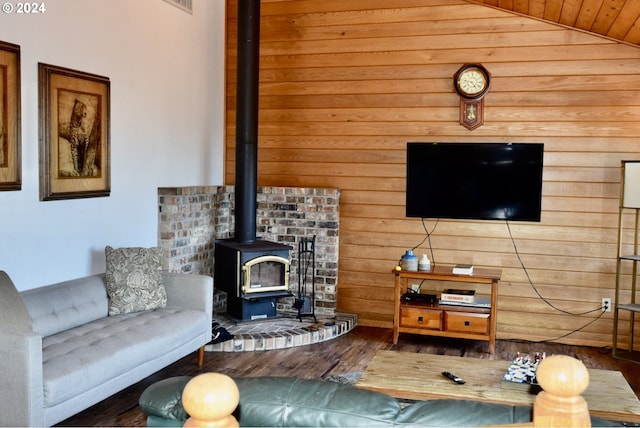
{"left": 163, "top": 0, "right": 192, "bottom": 14}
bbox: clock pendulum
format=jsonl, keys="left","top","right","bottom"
{"left": 453, "top": 64, "right": 491, "bottom": 130}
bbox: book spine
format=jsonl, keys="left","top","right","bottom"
{"left": 440, "top": 293, "right": 475, "bottom": 303}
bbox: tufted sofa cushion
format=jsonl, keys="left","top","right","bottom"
{"left": 42, "top": 307, "right": 208, "bottom": 407}
{"left": 21, "top": 274, "right": 108, "bottom": 337}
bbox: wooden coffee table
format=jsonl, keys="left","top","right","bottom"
{"left": 355, "top": 350, "right": 640, "bottom": 423}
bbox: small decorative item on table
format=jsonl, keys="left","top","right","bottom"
{"left": 502, "top": 352, "right": 545, "bottom": 386}
{"left": 452, "top": 264, "right": 474, "bottom": 275}
{"left": 399, "top": 250, "right": 418, "bottom": 271}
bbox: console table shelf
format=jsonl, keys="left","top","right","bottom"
{"left": 392, "top": 265, "right": 501, "bottom": 354}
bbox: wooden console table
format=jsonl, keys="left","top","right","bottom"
{"left": 393, "top": 265, "right": 501, "bottom": 353}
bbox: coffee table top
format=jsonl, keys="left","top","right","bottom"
{"left": 356, "top": 350, "right": 640, "bottom": 423}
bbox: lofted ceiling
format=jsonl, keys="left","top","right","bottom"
{"left": 470, "top": 0, "right": 640, "bottom": 47}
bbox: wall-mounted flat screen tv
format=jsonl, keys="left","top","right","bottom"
{"left": 406, "top": 142, "right": 544, "bottom": 222}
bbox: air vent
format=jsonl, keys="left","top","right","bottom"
{"left": 163, "top": 0, "right": 192, "bottom": 14}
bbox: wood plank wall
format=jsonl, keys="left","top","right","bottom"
{"left": 224, "top": 0, "right": 640, "bottom": 348}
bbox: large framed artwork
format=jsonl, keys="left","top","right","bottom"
{"left": 39, "top": 63, "right": 110, "bottom": 201}
{"left": 0, "top": 41, "right": 21, "bottom": 191}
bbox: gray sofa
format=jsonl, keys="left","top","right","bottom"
{"left": 0, "top": 270, "right": 213, "bottom": 427}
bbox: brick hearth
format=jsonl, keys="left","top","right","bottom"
{"left": 205, "top": 313, "right": 357, "bottom": 352}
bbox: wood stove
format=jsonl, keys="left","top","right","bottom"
{"left": 215, "top": 240, "right": 292, "bottom": 320}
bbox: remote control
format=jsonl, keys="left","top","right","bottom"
{"left": 442, "top": 371, "right": 465, "bottom": 384}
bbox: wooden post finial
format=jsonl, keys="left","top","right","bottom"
{"left": 533, "top": 355, "right": 591, "bottom": 427}
{"left": 182, "top": 372, "right": 240, "bottom": 427}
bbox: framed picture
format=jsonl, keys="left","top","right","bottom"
{"left": 0, "top": 41, "right": 21, "bottom": 191}
{"left": 39, "top": 63, "right": 110, "bottom": 201}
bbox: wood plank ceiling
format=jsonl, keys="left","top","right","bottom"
{"left": 470, "top": 0, "right": 640, "bottom": 46}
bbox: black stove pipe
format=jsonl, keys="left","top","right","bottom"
{"left": 234, "top": 0, "right": 260, "bottom": 243}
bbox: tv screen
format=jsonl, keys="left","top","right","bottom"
{"left": 406, "top": 142, "right": 544, "bottom": 222}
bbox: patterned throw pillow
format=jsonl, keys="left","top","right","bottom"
{"left": 105, "top": 246, "right": 167, "bottom": 315}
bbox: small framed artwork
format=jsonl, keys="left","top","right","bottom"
{"left": 39, "top": 63, "right": 110, "bottom": 201}
{"left": 0, "top": 41, "right": 21, "bottom": 191}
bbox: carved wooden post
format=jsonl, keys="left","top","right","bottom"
{"left": 182, "top": 373, "right": 240, "bottom": 427}
{"left": 533, "top": 355, "right": 591, "bottom": 427}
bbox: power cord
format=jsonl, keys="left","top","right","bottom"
{"left": 406, "top": 279, "right": 426, "bottom": 294}
{"left": 529, "top": 309, "right": 607, "bottom": 343}
{"left": 403, "top": 218, "right": 440, "bottom": 295}
{"left": 505, "top": 220, "right": 604, "bottom": 316}
{"left": 411, "top": 218, "right": 438, "bottom": 265}
{"left": 505, "top": 219, "right": 608, "bottom": 342}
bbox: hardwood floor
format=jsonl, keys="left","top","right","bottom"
{"left": 57, "top": 326, "right": 640, "bottom": 427}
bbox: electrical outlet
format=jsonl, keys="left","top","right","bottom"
{"left": 410, "top": 283, "right": 420, "bottom": 293}
{"left": 602, "top": 298, "right": 612, "bottom": 312}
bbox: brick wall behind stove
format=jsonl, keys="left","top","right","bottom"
{"left": 158, "top": 185, "right": 234, "bottom": 276}
{"left": 158, "top": 185, "right": 340, "bottom": 316}
{"left": 258, "top": 187, "right": 340, "bottom": 316}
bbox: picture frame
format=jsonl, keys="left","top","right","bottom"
{"left": 38, "top": 63, "right": 110, "bottom": 201}
{"left": 0, "top": 41, "right": 21, "bottom": 191}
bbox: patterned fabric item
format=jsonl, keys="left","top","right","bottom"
{"left": 105, "top": 246, "right": 167, "bottom": 315}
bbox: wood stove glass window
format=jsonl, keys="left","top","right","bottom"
{"left": 242, "top": 255, "right": 290, "bottom": 294}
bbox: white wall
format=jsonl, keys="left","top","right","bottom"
{"left": 0, "top": 0, "right": 225, "bottom": 290}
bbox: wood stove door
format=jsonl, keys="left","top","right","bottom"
{"left": 242, "top": 255, "right": 290, "bottom": 295}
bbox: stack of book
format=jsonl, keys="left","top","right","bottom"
{"left": 438, "top": 288, "right": 491, "bottom": 308}
{"left": 440, "top": 288, "right": 476, "bottom": 304}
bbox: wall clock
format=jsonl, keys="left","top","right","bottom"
{"left": 453, "top": 64, "right": 490, "bottom": 130}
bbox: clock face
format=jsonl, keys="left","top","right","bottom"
{"left": 454, "top": 65, "right": 490, "bottom": 99}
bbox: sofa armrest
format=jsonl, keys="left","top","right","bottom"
{"left": 0, "top": 329, "right": 44, "bottom": 427}
{"left": 0, "top": 271, "right": 45, "bottom": 426}
{"left": 162, "top": 272, "right": 213, "bottom": 317}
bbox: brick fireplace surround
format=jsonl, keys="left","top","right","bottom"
{"left": 158, "top": 186, "right": 355, "bottom": 351}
